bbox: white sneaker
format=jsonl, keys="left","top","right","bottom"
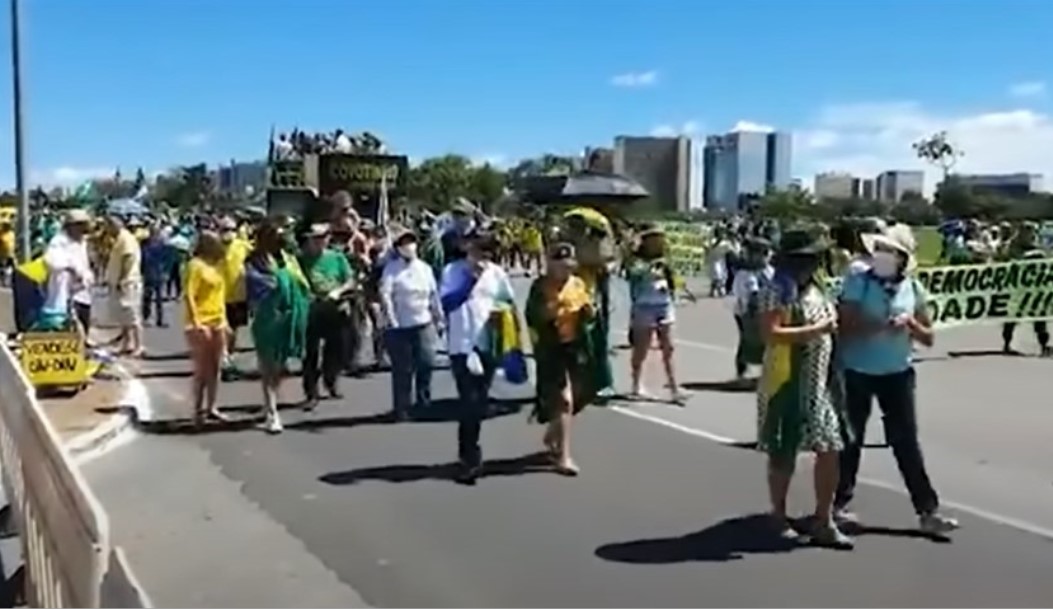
{"left": 261, "top": 416, "right": 284, "bottom": 435}
{"left": 919, "top": 511, "right": 959, "bottom": 535}
{"left": 834, "top": 508, "right": 861, "bottom": 525}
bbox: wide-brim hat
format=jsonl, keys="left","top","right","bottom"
{"left": 392, "top": 226, "right": 418, "bottom": 245}
{"left": 778, "top": 228, "right": 828, "bottom": 256}
{"left": 64, "top": 209, "right": 92, "bottom": 225}
{"left": 862, "top": 223, "right": 917, "bottom": 272}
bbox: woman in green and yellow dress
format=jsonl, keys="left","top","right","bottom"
{"left": 245, "top": 218, "right": 311, "bottom": 434}
{"left": 525, "top": 243, "right": 599, "bottom": 476}
{"left": 756, "top": 228, "right": 852, "bottom": 548}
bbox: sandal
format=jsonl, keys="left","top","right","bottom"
{"left": 554, "top": 459, "right": 580, "bottom": 477}
{"left": 206, "top": 410, "right": 231, "bottom": 423}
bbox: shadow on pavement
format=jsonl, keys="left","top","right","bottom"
{"left": 726, "top": 440, "right": 891, "bottom": 450}
{"left": 137, "top": 369, "right": 195, "bottom": 380}
{"left": 595, "top": 514, "right": 801, "bottom": 564}
{"left": 286, "top": 398, "right": 529, "bottom": 432}
{"left": 947, "top": 349, "right": 1024, "bottom": 358}
{"left": 139, "top": 417, "right": 262, "bottom": 435}
{"left": 142, "top": 351, "right": 191, "bottom": 362}
{"left": 682, "top": 379, "right": 757, "bottom": 393}
{"left": 320, "top": 451, "right": 555, "bottom": 485}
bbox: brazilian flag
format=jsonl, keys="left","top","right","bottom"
{"left": 12, "top": 257, "right": 47, "bottom": 333}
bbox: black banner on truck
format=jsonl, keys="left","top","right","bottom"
{"left": 317, "top": 154, "right": 408, "bottom": 196}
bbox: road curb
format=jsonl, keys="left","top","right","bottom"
{"left": 67, "top": 363, "right": 150, "bottom": 463}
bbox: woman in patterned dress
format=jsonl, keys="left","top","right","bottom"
{"left": 756, "top": 228, "right": 852, "bottom": 548}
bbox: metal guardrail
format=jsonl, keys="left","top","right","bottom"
{"left": 0, "top": 341, "right": 150, "bottom": 607}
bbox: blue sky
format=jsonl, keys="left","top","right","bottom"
{"left": 0, "top": 0, "right": 1051, "bottom": 190}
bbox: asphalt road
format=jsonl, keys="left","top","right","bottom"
{"left": 81, "top": 277, "right": 1053, "bottom": 607}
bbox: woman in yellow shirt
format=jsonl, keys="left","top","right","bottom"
{"left": 184, "top": 231, "right": 229, "bottom": 426}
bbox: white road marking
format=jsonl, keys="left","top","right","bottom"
{"left": 608, "top": 405, "right": 1053, "bottom": 542}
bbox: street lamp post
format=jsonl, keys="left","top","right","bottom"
{"left": 9, "top": 0, "right": 29, "bottom": 260}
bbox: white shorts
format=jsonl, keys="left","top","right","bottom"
{"left": 108, "top": 282, "right": 142, "bottom": 327}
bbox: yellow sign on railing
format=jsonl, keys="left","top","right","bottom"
{"left": 19, "top": 332, "right": 88, "bottom": 388}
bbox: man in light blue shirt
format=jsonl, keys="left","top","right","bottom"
{"left": 836, "top": 224, "right": 959, "bottom": 536}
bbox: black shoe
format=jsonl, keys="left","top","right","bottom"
{"left": 326, "top": 385, "right": 343, "bottom": 399}
{"left": 393, "top": 409, "right": 409, "bottom": 422}
{"left": 455, "top": 462, "right": 482, "bottom": 485}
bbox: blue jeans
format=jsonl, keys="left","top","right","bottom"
{"left": 385, "top": 324, "right": 436, "bottom": 415}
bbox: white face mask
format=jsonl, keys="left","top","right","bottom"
{"left": 398, "top": 243, "right": 418, "bottom": 259}
{"left": 871, "top": 250, "right": 900, "bottom": 278}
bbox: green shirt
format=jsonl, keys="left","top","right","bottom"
{"left": 299, "top": 249, "right": 353, "bottom": 296}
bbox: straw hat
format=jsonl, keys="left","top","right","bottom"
{"left": 862, "top": 223, "right": 917, "bottom": 272}
{"left": 64, "top": 209, "right": 92, "bottom": 225}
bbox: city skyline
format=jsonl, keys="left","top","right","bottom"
{"left": 1, "top": 0, "right": 1051, "bottom": 194}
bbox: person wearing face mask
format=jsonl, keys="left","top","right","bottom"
{"left": 379, "top": 228, "right": 443, "bottom": 421}
{"left": 756, "top": 228, "right": 850, "bottom": 548}
{"left": 440, "top": 229, "right": 517, "bottom": 484}
{"left": 298, "top": 223, "right": 356, "bottom": 410}
{"left": 525, "top": 243, "right": 597, "bottom": 476}
{"left": 836, "top": 224, "right": 958, "bottom": 536}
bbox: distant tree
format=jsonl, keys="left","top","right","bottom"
{"left": 913, "top": 131, "right": 963, "bottom": 182}
{"left": 757, "top": 188, "right": 817, "bottom": 221}
{"left": 468, "top": 163, "right": 507, "bottom": 211}
{"left": 407, "top": 154, "right": 476, "bottom": 208}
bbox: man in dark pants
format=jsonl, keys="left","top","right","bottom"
{"left": 836, "top": 225, "right": 959, "bottom": 535}
{"left": 439, "top": 230, "right": 513, "bottom": 483}
{"left": 1000, "top": 223, "right": 1049, "bottom": 355}
{"left": 298, "top": 223, "right": 356, "bottom": 410}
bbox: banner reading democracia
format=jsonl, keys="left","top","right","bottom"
{"left": 915, "top": 258, "right": 1053, "bottom": 328}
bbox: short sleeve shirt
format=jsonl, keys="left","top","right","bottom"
{"left": 839, "top": 271, "right": 926, "bottom": 375}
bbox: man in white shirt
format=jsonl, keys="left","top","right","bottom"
{"left": 439, "top": 230, "right": 515, "bottom": 483}
{"left": 43, "top": 209, "right": 94, "bottom": 336}
{"left": 379, "top": 228, "right": 443, "bottom": 420}
{"left": 104, "top": 215, "right": 144, "bottom": 356}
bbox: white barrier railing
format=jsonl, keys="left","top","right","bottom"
{"left": 0, "top": 342, "right": 149, "bottom": 607}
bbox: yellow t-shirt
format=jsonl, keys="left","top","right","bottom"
{"left": 221, "top": 238, "right": 251, "bottom": 303}
{"left": 523, "top": 227, "right": 543, "bottom": 253}
{"left": 105, "top": 229, "right": 141, "bottom": 286}
{"left": 0, "top": 229, "right": 14, "bottom": 261}
{"left": 184, "top": 257, "right": 226, "bottom": 328}
{"left": 546, "top": 275, "right": 591, "bottom": 344}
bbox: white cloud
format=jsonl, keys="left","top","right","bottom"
{"left": 1009, "top": 80, "right": 1046, "bottom": 98}
{"left": 650, "top": 120, "right": 701, "bottom": 137}
{"left": 611, "top": 70, "right": 658, "bottom": 88}
{"left": 28, "top": 166, "right": 113, "bottom": 187}
{"left": 793, "top": 101, "right": 1053, "bottom": 194}
{"left": 175, "top": 131, "right": 211, "bottom": 148}
{"left": 730, "top": 120, "right": 775, "bottom": 133}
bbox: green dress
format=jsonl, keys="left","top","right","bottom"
{"left": 249, "top": 253, "right": 310, "bottom": 366}
{"left": 755, "top": 276, "right": 848, "bottom": 459}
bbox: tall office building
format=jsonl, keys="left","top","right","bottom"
{"left": 814, "top": 172, "right": 856, "bottom": 200}
{"left": 612, "top": 136, "right": 692, "bottom": 212}
{"left": 217, "top": 159, "right": 268, "bottom": 195}
{"left": 703, "top": 130, "right": 793, "bottom": 211}
{"left": 875, "top": 170, "right": 924, "bottom": 202}
{"left": 956, "top": 173, "right": 1043, "bottom": 198}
